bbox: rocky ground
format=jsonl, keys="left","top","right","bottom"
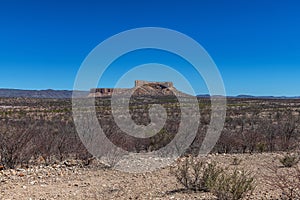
{"left": 0, "top": 153, "right": 293, "bottom": 200}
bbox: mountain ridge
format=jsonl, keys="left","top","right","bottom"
{"left": 0, "top": 88, "right": 89, "bottom": 98}
{"left": 0, "top": 88, "right": 299, "bottom": 99}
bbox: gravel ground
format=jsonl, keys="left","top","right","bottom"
{"left": 0, "top": 153, "right": 291, "bottom": 200}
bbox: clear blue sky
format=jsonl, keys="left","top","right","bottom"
{"left": 0, "top": 0, "right": 300, "bottom": 96}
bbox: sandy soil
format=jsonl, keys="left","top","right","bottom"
{"left": 0, "top": 153, "right": 292, "bottom": 200}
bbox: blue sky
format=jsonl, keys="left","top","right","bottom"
{"left": 0, "top": 0, "right": 300, "bottom": 96}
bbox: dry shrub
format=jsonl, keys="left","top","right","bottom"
{"left": 172, "top": 156, "right": 255, "bottom": 200}
{"left": 264, "top": 161, "right": 300, "bottom": 199}
{"left": 0, "top": 120, "right": 37, "bottom": 169}
{"left": 171, "top": 156, "right": 222, "bottom": 192}
{"left": 0, "top": 119, "right": 92, "bottom": 169}
{"left": 280, "top": 154, "right": 299, "bottom": 168}
{"left": 213, "top": 169, "right": 255, "bottom": 200}
{"left": 232, "top": 157, "right": 243, "bottom": 166}
{"left": 101, "top": 147, "right": 124, "bottom": 169}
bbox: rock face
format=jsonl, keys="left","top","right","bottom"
{"left": 134, "top": 80, "right": 173, "bottom": 88}
{"left": 89, "top": 80, "right": 189, "bottom": 97}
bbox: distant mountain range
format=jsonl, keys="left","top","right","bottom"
{"left": 0, "top": 89, "right": 299, "bottom": 99}
{"left": 197, "top": 94, "right": 300, "bottom": 99}
{"left": 0, "top": 89, "right": 89, "bottom": 98}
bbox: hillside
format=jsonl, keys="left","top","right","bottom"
{"left": 0, "top": 89, "right": 88, "bottom": 98}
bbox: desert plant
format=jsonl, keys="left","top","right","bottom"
{"left": 213, "top": 169, "right": 255, "bottom": 200}
{"left": 256, "top": 142, "right": 266, "bottom": 153}
{"left": 232, "top": 157, "right": 242, "bottom": 166}
{"left": 0, "top": 120, "right": 36, "bottom": 169}
{"left": 277, "top": 111, "right": 299, "bottom": 151}
{"left": 102, "top": 147, "right": 124, "bottom": 168}
{"left": 171, "top": 156, "right": 223, "bottom": 192}
{"left": 280, "top": 154, "right": 299, "bottom": 168}
{"left": 264, "top": 161, "right": 300, "bottom": 199}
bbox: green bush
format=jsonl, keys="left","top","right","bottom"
{"left": 232, "top": 157, "right": 242, "bottom": 166}
{"left": 280, "top": 154, "right": 299, "bottom": 168}
{"left": 171, "top": 156, "right": 223, "bottom": 192}
{"left": 256, "top": 142, "right": 266, "bottom": 153}
{"left": 172, "top": 156, "right": 255, "bottom": 199}
{"left": 213, "top": 169, "right": 255, "bottom": 200}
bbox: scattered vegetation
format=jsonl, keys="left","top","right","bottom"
{"left": 279, "top": 154, "right": 299, "bottom": 168}
{"left": 1, "top": 97, "right": 300, "bottom": 165}
{"left": 213, "top": 169, "right": 255, "bottom": 200}
{"left": 1, "top": 96, "right": 300, "bottom": 198}
{"left": 171, "top": 156, "right": 255, "bottom": 199}
{"left": 171, "top": 156, "right": 223, "bottom": 192}
{"left": 264, "top": 162, "right": 300, "bottom": 199}
{"left": 0, "top": 118, "right": 91, "bottom": 169}
{"left": 232, "top": 157, "right": 243, "bottom": 166}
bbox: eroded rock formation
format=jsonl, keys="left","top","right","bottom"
{"left": 89, "top": 80, "right": 188, "bottom": 97}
